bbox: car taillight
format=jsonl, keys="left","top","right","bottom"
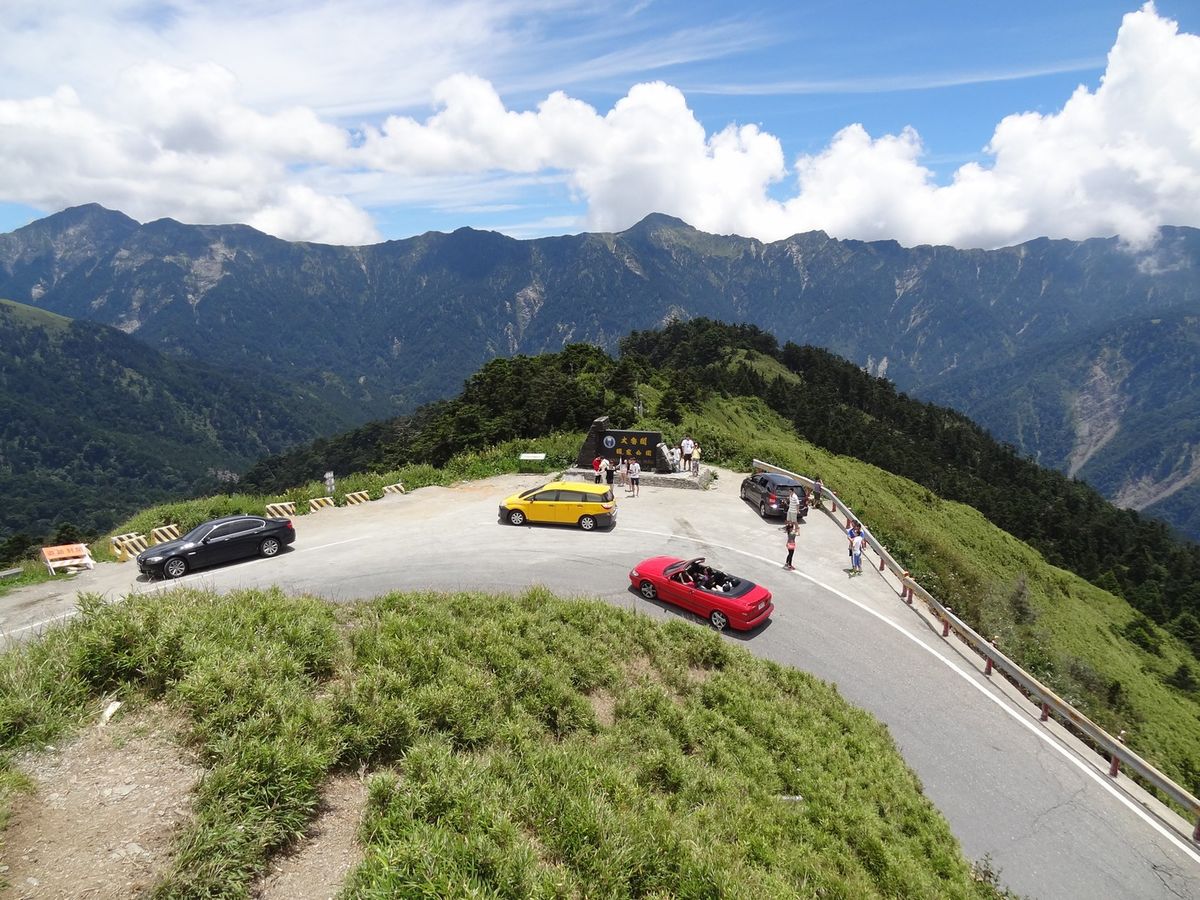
{"left": 285, "top": 520, "right": 294, "bottom": 530}
{"left": 601, "top": 503, "right": 613, "bottom": 510}
{"left": 768, "top": 492, "right": 777, "bottom": 503}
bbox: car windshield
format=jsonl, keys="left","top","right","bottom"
{"left": 519, "top": 486, "right": 548, "bottom": 500}
{"left": 181, "top": 522, "right": 214, "bottom": 542}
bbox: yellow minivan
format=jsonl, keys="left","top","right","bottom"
{"left": 499, "top": 481, "right": 617, "bottom": 530}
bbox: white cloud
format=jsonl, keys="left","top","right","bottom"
{"left": 351, "top": 3, "right": 1200, "bottom": 248}
{"left": 0, "top": 2, "right": 1197, "bottom": 249}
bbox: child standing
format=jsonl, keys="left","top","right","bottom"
{"left": 784, "top": 522, "right": 797, "bottom": 570}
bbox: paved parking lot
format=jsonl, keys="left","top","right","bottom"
{"left": 4, "top": 469, "right": 1200, "bottom": 899}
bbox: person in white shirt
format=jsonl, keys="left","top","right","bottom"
{"left": 628, "top": 459, "right": 642, "bottom": 496}
{"left": 680, "top": 436, "right": 695, "bottom": 469}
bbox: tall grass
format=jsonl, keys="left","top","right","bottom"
{"left": 0, "top": 586, "right": 1015, "bottom": 898}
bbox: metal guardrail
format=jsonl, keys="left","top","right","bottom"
{"left": 751, "top": 458, "right": 1200, "bottom": 837}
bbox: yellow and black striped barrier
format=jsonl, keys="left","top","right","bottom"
{"left": 265, "top": 501, "right": 296, "bottom": 518}
{"left": 345, "top": 490, "right": 371, "bottom": 505}
{"left": 308, "top": 496, "right": 336, "bottom": 512}
{"left": 112, "top": 533, "right": 150, "bottom": 561}
{"left": 383, "top": 482, "right": 406, "bottom": 495}
{"left": 111, "top": 532, "right": 140, "bottom": 559}
{"left": 150, "top": 524, "right": 181, "bottom": 544}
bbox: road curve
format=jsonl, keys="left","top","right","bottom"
{"left": 3, "top": 470, "right": 1199, "bottom": 900}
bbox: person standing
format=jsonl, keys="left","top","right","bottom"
{"left": 629, "top": 458, "right": 642, "bottom": 496}
{"left": 784, "top": 522, "right": 797, "bottom": 570}
{"left": 786, "top": 487, "right": 801, "bottom": 528}
{"left": 592, "top": 455, "right": 602, "bottom": 484}
{"left": 681, "top": 435, "right": 694, "bottom": 470}
{"left": 691, "top": 442, "right": 702, "bottom": 476}
{"left": 811, "top": 475, "right": 824, "bottom": 510}
{"left": 851, "top": 528, "right": 865, "bottom": 575}
{"left": 603, "top": 457, "right": 615, "bottom": 487}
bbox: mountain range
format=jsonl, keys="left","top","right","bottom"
{"left": 1, "top": 204, "right": 1197, "bottom": 539}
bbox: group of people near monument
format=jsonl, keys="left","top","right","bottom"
{"left": 667, "top": 435, "right": 702, "bottom": 476}
{"left": 591, "top": 434, "right": 704, "bottom": 492}
{"left": 592, "top": 454, "right": 641, "bottom": 496}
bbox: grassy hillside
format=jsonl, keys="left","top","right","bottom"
{"left": 72, "top": 393, "right": 1200, "bottom": 796}
{"left": 0, "top": 587, "right": 1012, "bottom": 897}
{"left": 59, "top": 321, "right": 1200, "bottom": 794}
{"left": 657, "top": 394, "right": 1200, "bottom": 793}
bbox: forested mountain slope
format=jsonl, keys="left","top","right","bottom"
{"left": 2, "top": 205, "right": 1198, "bottom": 536}
{"left": 0, "top": 298, "right": 355, "bottom": 548}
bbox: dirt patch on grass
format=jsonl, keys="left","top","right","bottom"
{"left": 1, "top": 705, "right": 200, "bottom": 899}
{"left": 256, "top": 773, "right": 369, "bottom": 900}
{"left": 588, "top": 689, "right": 616, "bottom": 728}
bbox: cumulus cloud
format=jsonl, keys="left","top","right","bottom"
{"left": 0, "top": 61, "right": 377, "bottom": 244}
{"left": 354, "top": 2, "right": 1200, "bottom": 248}
{"left": 0, "top": 2, "right": 1198, "bottom": 248}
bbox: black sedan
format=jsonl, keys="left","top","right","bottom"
{"left": 740, "top": 472, "right": 808, "bottom": 520}
{"left": 137, "top": 515, "right": 295, "bottom": 579}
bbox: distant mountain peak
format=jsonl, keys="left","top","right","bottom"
{"left": 32, "top": 203, "right": 138, "bottom": 231}
{"left": 623, "top": 213, "right": 694, "bottom": 233}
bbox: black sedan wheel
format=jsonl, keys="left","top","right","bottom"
{"left": 163, "top": 558, "right": 188, "bottom": 579}
{"left": 640, "top": 580, "right": 657, "bottom": 600}
{"left": 579, "top": 515, "right": 596, "bottom": 531}
{"left": 759, "top": 501, "right": 768, "bottom": 518}
{"left": 508, "top": 509, "right": 526, "bottom": 526}
{"left": 709, "top": 609, "right": 729, "bottom": 630}
{"left": 260, "top": 537, "right": 281, "bottom": 557}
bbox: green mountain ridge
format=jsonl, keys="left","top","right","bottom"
{"left": 2, "top": 204, "right": 1199, "bottom": 537}
{"left": 0, "top": 298, "right": 356, "bottom": 544}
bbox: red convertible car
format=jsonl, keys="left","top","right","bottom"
{"left": 628, "top": 557, "right": 774, "bottom": 631}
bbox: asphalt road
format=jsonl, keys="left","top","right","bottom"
{"left": 4, "top": 470, "right": 1200, "bottom": 899}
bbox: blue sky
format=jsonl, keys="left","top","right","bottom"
{"left": 0, "top": 1, "right": 1197, "bottom": 248}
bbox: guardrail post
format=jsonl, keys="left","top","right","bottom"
{"left": 879, "top": 554, "right": 886, "bottom": 571}
{"left": 1108, "top": 730, "right": 1127, "bottom": 778}
{"left": 941, "top": 607, "right": 952, "bottom": 638}
{"left": 1193, "top": 817, "right": 1200, "bottom": 843}
{"left": 1040, "top": 702, "right": 1051, "bottom": 722}
{"left": 985, "top": 637, "right": 998, "bottom": 676}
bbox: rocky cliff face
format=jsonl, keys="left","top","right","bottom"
{"left": 1, "top": 205, "right": 1198, "bottom": 538}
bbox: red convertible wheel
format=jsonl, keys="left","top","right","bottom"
{"left": 709, "top": 609, "right": 729, "bottom": 630}
{"left": 639, "top": 580, "right": 657, "bottom": 600}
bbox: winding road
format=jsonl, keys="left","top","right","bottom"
{"left": 3, "top": 469, "right": 1200, "bottom": 899}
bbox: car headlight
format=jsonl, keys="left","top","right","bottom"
{"left": 143, "top": 555, "right": 164, "bottom": 564}
{"left": 630, "top": 569, "right": 639, "bottom": 578}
